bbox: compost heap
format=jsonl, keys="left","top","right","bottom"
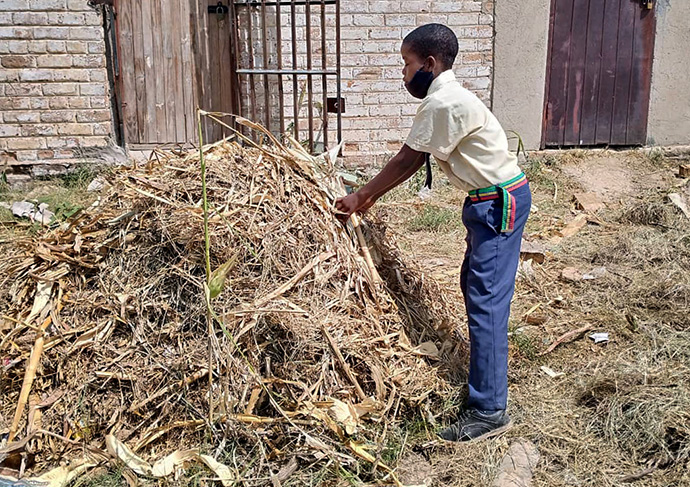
{"left": 0, "top": 120, "right": 465, "bottom": 483}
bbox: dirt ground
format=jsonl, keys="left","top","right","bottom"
{"left": 1, "top": 148, "right": 689, "bottom": 486}
{"left": 375, "top": 149, "right": 690, "bottom": 487}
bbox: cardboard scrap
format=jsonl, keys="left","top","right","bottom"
{"left": 668, "top": 193, "right": 690, "bottom": 219}
{"left": 557, "top": 214, "right": 588, "bottom": 239}
{"left": 561, "top": 267, "right": 582, "bottom": 282}
{"left": 679, "top": 164, "right": 690, "bottom": 179}
{"left": 520, "top": 239, "right": 547, "bottom": 264}
{"left": 573, "top": 192, "right": 604, "bottom": 212}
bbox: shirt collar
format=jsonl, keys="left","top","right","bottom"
{"left": 427, "top": 69, "right": 456, "bottom": 96}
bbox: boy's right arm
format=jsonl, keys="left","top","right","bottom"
{"left": 335, "top": 144, "right": 425, "bottom": 221}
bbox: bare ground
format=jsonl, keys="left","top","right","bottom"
{"left": 376, "top": 149, "right": 690, "bottom": 487}
{"left": 1, "top": 149, "right": 689, "bottom": 486}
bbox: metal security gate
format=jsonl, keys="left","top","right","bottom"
{"left": 229, "top": 0, "right": 343, "bottom": 152}
{"left": 543, "top": 0, "right": 656, "bottom": 147}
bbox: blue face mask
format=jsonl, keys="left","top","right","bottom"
{"left": 405, "top": 67, "right": 435, "bottom": 99}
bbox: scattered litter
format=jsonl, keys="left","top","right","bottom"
{"left": 0, "top": 202, "right": 10, "bottom": 210}
{"left": 491, "top": 438, "right": 540, "bottom": 487}
{"left": 582, "top": 267, "right": 607, "bottom": 280}
{"left": 10, "top": 201, "right": 54, "bottom": 225}
{"left": 562, "top": 266, "right": 606, "bottom": 282}
{"left": 525, "top": 314, "right": 548, "bottom": 325}
{"left": 86, "top": 176, "right": 109, "bottom": 192}
{"left": 573, "top": 192, "right": 605, "bottom": 212}
{"left": 589, "top": 332, "right": 610, "bottom": 344}
{"left": 517, "top": 259, "right": 535, "bottom": 281}
{"left": 417, "top": 186, "right": 433, "bottom": 200}
{"left": 540, "top": 325, "right": 593, "bottom": 355}
{"left": 668, "top": 193, "right": 690, "bottom": 219}
{"left": 561, "top": 267, "right": 582, "bottom": 282}
{"left": 531, "top": 203, "right": 539, "bottom": 213}
{"left": 520, "top": 239, "right": 547, "bottom": 264}
{"left": 678, "top": 163, "right": 690, "bottom": 179}
{"left": 540, "top": 366, "right": 565, "bottom": 379}
{"left": 554, "top": 214, "right": 588, "bottom": 242}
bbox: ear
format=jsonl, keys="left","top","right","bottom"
{"left": 425, "top": 55, "right": 440, "bottom": 74}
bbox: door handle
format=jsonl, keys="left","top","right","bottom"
{"left": 208, "top": 2, "right": 229, "bottom": 18}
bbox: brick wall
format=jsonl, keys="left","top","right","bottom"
{"left": 339, "top": 0, "right": 494, "bottom": 165}
{"left": 0, "top": 0, "right": 112, "bottom": 171}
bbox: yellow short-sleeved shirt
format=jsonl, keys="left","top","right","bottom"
{"left": 405, "top": 70, "right": 521, "bottom": 192}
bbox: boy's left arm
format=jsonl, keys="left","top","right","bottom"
{"left": 335, "top": 144, "right": 426, "bottom": 221}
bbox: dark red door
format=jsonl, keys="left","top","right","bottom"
{"left": 543, "top": 0, "right": 656, "bottom": 147}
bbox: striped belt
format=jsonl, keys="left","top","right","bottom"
{"left": 468, "top": 173, "right": 528, "bottom": 233}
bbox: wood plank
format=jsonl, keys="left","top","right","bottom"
{"left": 180, "top": 0, "right": 196, "bottom": 143}
{"left": 594, "top": 0, "right": 622, "bottom": 145}
{"left": 131, "top": 0, "right": 148, "bottom": 143}
{"left": 610, "top": 0, "right": 635, "bottom": 145}
{"left": 141, "top": 0, "right": 158, "bottom": 143}
{"left": 578, "top": 0, "right": 606, "bottom": 145}
{"left": 160, "top": 1, "right": 176, "bottom": 141}
{"left": 151, "top": 0, "right": 167, "bottom": 143}
{"left": 626, "top": 6, "right": 656, "bottom": 145}
{"left": 171, "top": 1, "right": 186, "bottom": 142}
{"left": 207, "top": 6, "right": 222, "bottom": 142}
{"left": 117, "top": 0, "right": 139, "bottom": 144}
{"left": 192, "top": 0, "right": 211, "bottom": 143}
{"left": 219, "top": 14, "right": 233, "bottom": 139}
{"left": 544, "top": 0, "right": 575, "bottom": 146}
{"left": 562, "top": 0, "right": 590, "bottom": 146}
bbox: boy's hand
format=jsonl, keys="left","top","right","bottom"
{"left": 335, "top": 191, "right": 372, "bottom": 222}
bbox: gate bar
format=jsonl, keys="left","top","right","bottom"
{"left": 276, "top": 0, "right": 285, "bottom": 134}
{"left": 235, "top": 1, "right": 336, "bottom": 5}
{"left": 290, "top": 0, "right": 299, "bottom": 140}
{"left": 236, "top": 68, "right": 337, "bottom": 75}
{"left": 320, "top": 0, "right": 328, "bottom": 149}
{"left": 305, "top": 0, "right": 314, "bottom": 152}
{"left": 260, "top": 0, "right": 271, "bottom": 130}
{"left": 246, "top": 4, "right": 258, "bottom": 127}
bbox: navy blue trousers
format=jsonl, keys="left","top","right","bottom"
{"left": 460, "top": 182, "right": 531, "bottom": 411}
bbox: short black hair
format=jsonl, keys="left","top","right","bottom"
{"left": 402, "top": 24, "right": 459, "bottom": 69}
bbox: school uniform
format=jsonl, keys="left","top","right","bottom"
{"left": 405, "top": 69, "right": 531, "bottom": 412}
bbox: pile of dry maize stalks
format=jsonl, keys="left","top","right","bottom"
{"left": 0, "top": 118, "right": 466, "bottom": 485}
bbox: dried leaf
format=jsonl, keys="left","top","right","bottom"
{"left": 198, "top": 454, "right": 234, "bottom": 487}
{"left": 329, "top": 399, "right": 359, "bottom": 435}
{"left": 411, "top": 341, "right": 440, "bottom": 359}
{"left": 27, "top": 282, "right": 53, "bottom": 324}
{"left": 105, "top": 435, "right": 152, "bottom": 476}
{"left": 151, "top": 449, "right": 199, "bottom": 478}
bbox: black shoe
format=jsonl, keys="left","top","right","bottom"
{"left": 438, "top": 409, "right": 512, "bottom": 442}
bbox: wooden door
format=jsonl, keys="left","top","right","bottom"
{"left": 543, "top": 0, "right": 656, "bottom": 147}
{"left": 115, "top": 0, "right": 235, "bottom": 147}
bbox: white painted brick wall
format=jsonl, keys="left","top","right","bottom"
{"left": 0, "top": 0, "right": 111, "bottom": 165}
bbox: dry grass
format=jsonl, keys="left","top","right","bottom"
{"left": 373, "top": 149, "right": 690, "bottom": 486}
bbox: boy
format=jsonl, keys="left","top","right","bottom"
{"left": 336, "top": 24, "right": 531, "bottom": 442}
